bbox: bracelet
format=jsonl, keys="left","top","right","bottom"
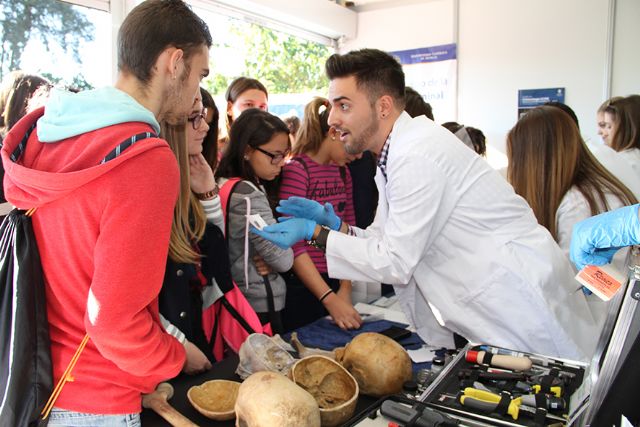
{"left": 195, "top": 185, "right": 219, "bottom": 200}
{"left": 319, "top": 289, "right": 333, "bottom": 302}
{"left": 307, "top": 225, "right": 331, "bottom": 250}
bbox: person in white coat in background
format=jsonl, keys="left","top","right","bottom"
{"left": 254, "top": 48, "right": 597, "bottom": 361}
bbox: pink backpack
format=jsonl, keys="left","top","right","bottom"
{"left": 201, "top": 178, "right": 272, "bottom": 360}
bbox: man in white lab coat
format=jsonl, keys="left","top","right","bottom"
{"left": 255, "top": 48, "right": 597, "bottom": 361}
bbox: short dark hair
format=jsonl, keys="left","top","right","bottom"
{"left": 325, "top": 48, "right": 405, "bottom": 108}
{"left": 544, "top": 101, "right": 579, "bottom": 130}
{"left": 200, "top": 87, "right": 219, "bottom": 170}
{"left": 404, "top": 87, "right": 433, "bottom": 120}
{"left": 117, "top": 0, "right": 212, "bottom": 85}
{"left": 442, "top": 122, "right": 487, "bottom": 157}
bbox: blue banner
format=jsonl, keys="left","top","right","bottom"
{"left": 518, "top": 88, "right": 565, "bottom": 109}
{"left": 391, "top": 44, "right": 457, "bottom": 65}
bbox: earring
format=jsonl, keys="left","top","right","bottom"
{"left": 244, "top": 155, "right": 250, "bottom": 160}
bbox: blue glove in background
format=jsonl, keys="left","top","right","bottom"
{"left": 570, "top": 204, "right": 640, "bottom": 271}
{"left": 250, "top": 218, "right": 317, "bottom": 249}
{"left": 276, "top": 196, "right": 342, "bottom": 230}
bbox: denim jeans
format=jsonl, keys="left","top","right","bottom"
{"left": 47, "top": 408, "right": 140, "bottom": 427}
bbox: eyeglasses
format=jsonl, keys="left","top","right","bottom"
{"left": 254, "top": 146, "right": 290, "bottom": 165}
{"left": 187, "top": 108, "right": 207, "bottom": 130}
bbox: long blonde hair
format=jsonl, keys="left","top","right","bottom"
{"left": 292, "top": 97, "right": 331, "bottom": 156}
{"left": 507, "top": 106, "right": 637, "bottom": 239}
{"left": 161, "top": 122, "right": 207, "bottom": 264}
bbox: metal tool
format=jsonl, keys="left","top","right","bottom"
{"left": 381, "top": 400, "right": 460, "bottom": 426}
{"left": 454, "top": 388, "right": 567, "bottom": 423}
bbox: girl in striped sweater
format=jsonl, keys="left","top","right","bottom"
{"left": 279, "top": 97, "right": 363, "bottom": 331}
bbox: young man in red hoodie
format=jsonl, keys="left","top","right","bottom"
{"left": 0, "top": 1, "right": 211, "bottom": 424}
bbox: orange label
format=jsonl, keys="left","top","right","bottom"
{"left": 575, "top": 265, "right": 623, "bottom": 301}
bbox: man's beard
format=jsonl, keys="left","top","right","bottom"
{"left": 162, "top": 68, "right": 191, "bottom": 126}
{"left": 345, "top": 110, "right": 379, "bottom": 155}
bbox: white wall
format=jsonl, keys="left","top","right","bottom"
{"left": 342, "top": 0, "right": 454, "bottom": 52}
{"left": 339, "top": 0, "right": 637, "bottom": 163}
{"left": 458, "top": 0, "right": 609, "bottom": 153}
{"left": 612, "top": 0, "right": 640, "bottom": 97}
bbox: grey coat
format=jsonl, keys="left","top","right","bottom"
{"left": 223, "top": 180, "right": 293, "bottom": 313}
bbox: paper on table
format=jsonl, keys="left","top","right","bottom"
{"left": 407, "top": 346, "right": 438, "bottom": 363}
{"left": 354, "top": 302, "right": 410, "bottom": 326}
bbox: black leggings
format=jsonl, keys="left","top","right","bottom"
{"left": 281, "top": 271, "right": 340, "bottom": 333}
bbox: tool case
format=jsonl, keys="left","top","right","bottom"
{"left": 346, "top": 254, "right": 640, "bottom": 427}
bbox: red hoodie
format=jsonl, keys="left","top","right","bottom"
{"left": 1, "top": 108, "right": 185, "bottom": 414}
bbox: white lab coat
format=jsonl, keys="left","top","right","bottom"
{"left": 587, "top": 142, "right": 640, "bottom": 199}
{"left": 326, "top": 112, "right": 597, "bottom": 361}
{"left": 556, "top": 187, "right": 629, "bottom": 328}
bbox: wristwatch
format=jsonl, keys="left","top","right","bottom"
{"left": 308, "top": 225, "right": 331, "bottom": 250}
{"left": 195, "top": 185, "right": 219, "bottom": 200}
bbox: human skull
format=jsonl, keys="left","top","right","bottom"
{"left": 235, "top": 371, "right": 321, "bottom": 427}
{"left": 236, "top": 333, "right": 296, "bottom": 379}
{"left": 290, "top": 355, "right": 359, "bottom": 427}
{"left": 335, "top": 332, "right": 412, "bottom": 397}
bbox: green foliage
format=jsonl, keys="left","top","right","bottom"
{"left": 41, "top": 71, "right": 93, "bottom": 91}
{"left": 0, "top": 0, "right": 94, "bottom": 79}
{"left": 212, "top": 22, "right": 331, "bottom": 95}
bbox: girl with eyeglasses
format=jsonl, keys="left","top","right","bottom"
{"left": 278, "top": 97, "right": 363, "bottom": 331}
{"left": 215, "top": 108, "right": 293, "bottom": 333}
{"left": 158, "top": 96, "right": 267, "bottom": 374}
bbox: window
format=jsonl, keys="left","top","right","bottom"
{"left": 192, "top": 4, "right": 333, "bottom": 120}
{"left": 0, "top": 0, "right": 111, "bottom": 89}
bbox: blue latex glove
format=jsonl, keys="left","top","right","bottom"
{"left": 276, "top": 196, "right": 342, "bottom": 231}
{"left": 251, "top": 218, "right": 317, "bottom": 249}
{"left": 570, "top": 204, "right": 640, "bottom": 271}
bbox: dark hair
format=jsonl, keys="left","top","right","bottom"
{"left": 283, "top": 115, "right": 300, "bottom": 135}
{"left": 225, "top": 77, "right": 268, "bottom": 131}
{"left": 216, "top": 109, "right": 289, "bottom": 185}
{"left": 216, "top": 109, "right": 289, "bottom": 211}
{"left": 117, "top": 0, "right": 212, "bottom": 85}
{"left": 325, "top": 48, "right": 405, "bottom": 108}
{"left": 404, "top": 87, "right": 433, "bottom": 120}
{"left": 0, "top": 72, "right": 50, "bottom": 133}
{"left": 607, "top": 95, "right": 640, "bottom": 152}
{"left": 200, "top": 87, "right": 219, "bottom": 169}
{"left": 544, "top": 101, "right": 579, "bottom": 129}
{"left": 442, "top": 122, "right": 487, "bottom": 156}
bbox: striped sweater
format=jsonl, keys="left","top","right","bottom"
{"left": 279, "top": 153, "right": 356, "bottom": 272}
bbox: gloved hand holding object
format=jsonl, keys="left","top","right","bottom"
{"left": 276, "top": 196, "right": 342, "bottom": 230}
{"left": 251, "top": 217, "right": 316, "bottom": 249}
{"left": 570, "top": 204, "right": 640, "bottom": 271}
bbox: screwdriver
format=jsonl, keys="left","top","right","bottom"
{"left": 466, "top": 350, "right": 532, "bottom": 371}
{"left": 469, "top": 381, "right": 564, "bottom": 408}
{"left": 457, "top": 387, "right": 567, "bottom": 422}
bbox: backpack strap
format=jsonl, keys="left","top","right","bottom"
{"left": 218, "top": 177, "right": 243, "bottom": 238}
{"left": 218, "top": 178, "right": 280, "bottom": 333}
{"left": 40, "top": 130, "right": 157, "bottom": 421}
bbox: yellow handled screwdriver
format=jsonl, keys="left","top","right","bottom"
{"left": 460, "top": 388, "right": 567, "bottom": 423}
